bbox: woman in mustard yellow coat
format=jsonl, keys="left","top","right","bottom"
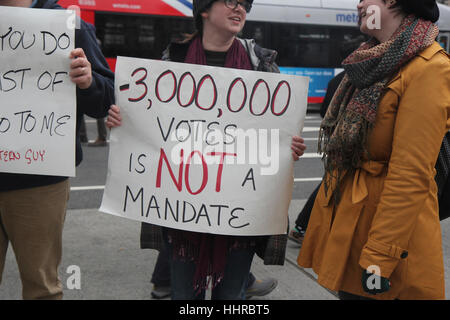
{"left": 297, "top": 0, "right": 450, "bottom": 300}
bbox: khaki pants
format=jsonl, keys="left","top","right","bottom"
{"left": 0, "top": 180, "right": 69, "bottom": 300}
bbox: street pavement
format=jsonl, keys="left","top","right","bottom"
{"left": 0, "top": 200, "right": 336, "bottom": 300}
{"left": 1, "top": 112, "right": 450, "bottom": 300}
{"left": 2, "top": 200, "right": 449, "bottom": 300}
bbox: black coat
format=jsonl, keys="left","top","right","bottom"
{"left": 320, "top": 71, "right": 345, "bottom": 118}
{"left": 436, "top": 131, "right": 450, "bottom": 220}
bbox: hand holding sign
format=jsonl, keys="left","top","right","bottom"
{"left": 291, "top": 136, "right": 306, "bottom": 161}
{"left": 106, "top": 105, "right": 122, "bottom": 128}
{"left": 69, "top": 48, "right": 92, "bottom": 89}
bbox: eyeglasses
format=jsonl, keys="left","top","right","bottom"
{"left": 223, "top": 0, "right": 252, "bottom": 13}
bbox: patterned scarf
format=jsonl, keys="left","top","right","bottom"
{"left": 319, "top": 15, "right": 439, "bottom": 202}
{"left": 168, "top": 35, "right": 254, "bottom": 294}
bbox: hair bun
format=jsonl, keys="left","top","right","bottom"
{"left": 398, "top": 0, "right": 439, "bottom": 23}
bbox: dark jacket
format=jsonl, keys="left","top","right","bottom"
{"left": 0, "top": 0, "right": 115, "bottom": 192}
{"left": 320, "top": 71, "right": 345, "bottom": 118}
{"left": 436, "top": 131, "right": 450, "bottom": 220}
{"left": 140, "top": 38, "right": 288, "bottom": 266}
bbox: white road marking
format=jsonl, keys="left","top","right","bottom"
{"left": 86, "top": 140, "right": 110, "bottom": 144}
{"left": 302, "top": 153, "right": 322, "bottom": 158}
{"left": 294, "top": 177, "right": 322, "bottom": 182}
{"left": 305, "top": 116, "right": 321, "bottom": 120}
{"left": 302, "top": 127, "right": 320, "bottom": 132}
{"left": 70, "top": 185, "right": 105, "bottom": 191}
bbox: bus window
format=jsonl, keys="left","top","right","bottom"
{"left": 243, "top": 22, "right": 363, "bottom": 69}
{"left": 241, "top": 22, "right": 270, "bottom": 48}
{"left": 95, "top": 13, "right": 194, "bottom": 60}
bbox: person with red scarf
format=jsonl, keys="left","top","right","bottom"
{"left": 107, "top": 0, "right": 306, "bottom": 300}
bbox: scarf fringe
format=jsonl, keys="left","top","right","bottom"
{"left": 169, "top": 232, "right": 258, "bottom": 294}
{"left": 320, "top": 112, "right": 375, "bottom": 204}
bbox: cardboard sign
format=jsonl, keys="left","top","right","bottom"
{"left": 0, "top": 7, "right": 76, "bottom": 177}
{"left": 100, "top": 56, "right": 309, "bottom": 236}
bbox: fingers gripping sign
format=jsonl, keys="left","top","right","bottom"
{"left": 291, "top": 135, "right": 306, "bottom": 161}
{"left": 106, "top": 105, "right": 122, "bottom": 129}
{"left": 69, "top": 48, "right": 92, "bottom": 89}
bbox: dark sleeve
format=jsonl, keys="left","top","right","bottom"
{"left": 163, "top": 41, "right": 191, "bottom": 62}
{"left": 320, "top": 72, "right": 345, "bottom": 118}
{"left": 74, "top": 21, "right": 115, "bottom": 119}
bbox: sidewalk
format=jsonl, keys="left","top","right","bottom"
{"left": 1, "top": 200, "right": 449, "bottom": 299}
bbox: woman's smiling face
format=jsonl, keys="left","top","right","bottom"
{"left": 201, "top": 0, "right": 247, "bottom": 38}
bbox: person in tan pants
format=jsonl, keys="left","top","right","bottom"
{"left": 0, "top": 181, "right": 69, "bottom": 299}
{"left": 0, "top": 0, "right": 114, "bottom": 299}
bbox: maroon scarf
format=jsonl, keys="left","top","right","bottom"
{"left": 184, "top": 35, "right": 254, "bottom": 70}
{"left": 168, "top": 35, "right": 253, "bottom": 293}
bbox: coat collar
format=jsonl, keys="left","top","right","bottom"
{"left": 387, "top": 42, "right": 446, "bottom": 86}
{"left": 418, "top": 42, "right": 448, "bottom": 60}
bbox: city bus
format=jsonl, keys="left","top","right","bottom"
{"left": 58, "top": 0, "right": 450, "bottom": 104}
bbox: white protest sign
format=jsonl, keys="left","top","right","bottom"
{"left": 0, "top": 7, "right": 76, "bottom": 177}
{"left": 100, "top": 56, "right": 309, "bottom": 236}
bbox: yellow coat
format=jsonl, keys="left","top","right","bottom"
{"left": 297, "top": 42, "right": 450, "bottom": 300}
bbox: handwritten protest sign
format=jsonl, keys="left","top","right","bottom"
{"left": 100, "top": 56, "right": 309, "bottom": 236}
{"left": 0, "top": 7, "right": 76, "bottom": 177}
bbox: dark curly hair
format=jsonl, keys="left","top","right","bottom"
{"left": 385, "top": 0, "right": 439, "bottom": 22}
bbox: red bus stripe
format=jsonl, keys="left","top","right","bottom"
{"left": 58, "top": 0, "right": 185, "bottom": 17}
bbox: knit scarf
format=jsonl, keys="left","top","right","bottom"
{"left": 319, "top": 15, "right": 439, "bottom": 202}
{"left": 167, "top": 35, "right": 254, "bottom": 294}
{"left": 184, "top": 35, "right": 254, "bottom": 70}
